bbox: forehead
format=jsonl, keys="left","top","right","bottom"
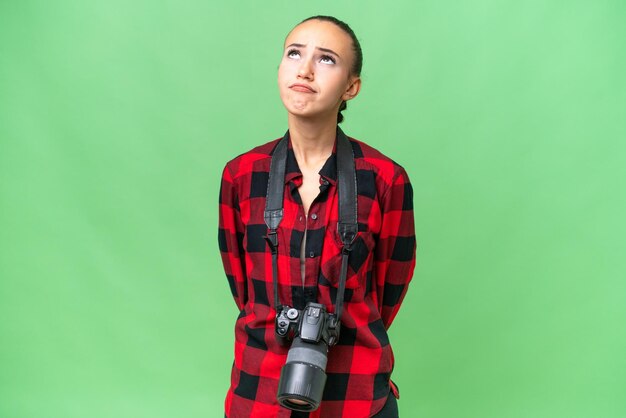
{"left": 284, "top": 20, "right": 352, "bottom": 54}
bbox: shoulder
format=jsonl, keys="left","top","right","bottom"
{"left": 348, "top": 135, "right": 411, "bottom": 189}
{"left": 222, "top": 137, "right": 281, "bottom": 180}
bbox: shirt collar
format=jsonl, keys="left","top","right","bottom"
{"left": 282, "top": 129, "right": 341, "bottom": 186}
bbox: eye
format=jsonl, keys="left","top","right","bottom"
{"left": 286, "top": 48, "right": 301, "bottom": 59}
{"left": 319, "top": 54, "right": 336, "bottom": 65}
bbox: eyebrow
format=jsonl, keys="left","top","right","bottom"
{"left": 285, "top": 43, "right": 341, "bottom": 58}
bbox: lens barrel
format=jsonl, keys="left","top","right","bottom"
{"left": 277, "top": 337, "right": 328, "bottom": 411}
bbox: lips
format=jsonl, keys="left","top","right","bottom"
{"left": 290, "top": 83, "right": 316, "bottom": 93}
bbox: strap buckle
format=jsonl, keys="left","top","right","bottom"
{"left": 337, "top": 221, "right": 358, "bottom": 250}
{"left": 264, "top": 230, "right": 278, "bottom": 254}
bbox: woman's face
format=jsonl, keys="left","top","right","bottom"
{"left": 278, "top": 19, "right": 361, "bottom": 122}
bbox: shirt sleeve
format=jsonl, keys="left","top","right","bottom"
{"left": 374, "top": 166, "right": 417, "bottom": 329}
{"left": 218, "top": 163, "right": 248, "bottom": 310}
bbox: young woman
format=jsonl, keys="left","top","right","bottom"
{"left": 218, "top": 16, "right": 416, "bottom": 418}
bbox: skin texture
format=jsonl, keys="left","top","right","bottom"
{"left": 278, "top": 19, "right": 361, "bottom": 126}
{"left": 277, "top": 19, "right": 362, "bottom": 215}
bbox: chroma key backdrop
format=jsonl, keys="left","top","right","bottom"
{"left": 0, "top": 1, "right": 624, "bottom": 417}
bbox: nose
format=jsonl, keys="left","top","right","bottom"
{"left": 297, "top": 57, "right": 314, "bottom": 80}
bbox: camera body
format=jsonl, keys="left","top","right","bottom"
{"left": 275, "top": 302, "right": 341, "bottom": 411}
{"left": 275, "top": 303, "right": 340, "bottom": 347}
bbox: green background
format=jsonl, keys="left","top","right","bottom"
{"left": 1, "top": 1, "right": 624, "bottom": 417}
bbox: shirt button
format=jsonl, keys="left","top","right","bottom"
{"left": 311, "top": 213, "right": 318, "bottom": 220}
{"left": 299, "top": 216, "right": 303, "bottom": 221}
{"left": 309, "top": 251, "right": 315, "bottom": 258}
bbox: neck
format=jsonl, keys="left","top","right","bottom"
{"left": 287, "top": 114, "right": 338, "bottom": 169}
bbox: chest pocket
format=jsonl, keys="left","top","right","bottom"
{"left": 321, "top": 223, "right": 376, "bottom": 290}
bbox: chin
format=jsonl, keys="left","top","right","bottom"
{"left": 281, "top": 98, "right": 337, "bottom": 121}
{"left": 283, "top": 101, "right": 313, "bottom": 115}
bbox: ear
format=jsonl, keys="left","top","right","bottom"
{"left": 342, "top": 76, "right": 361, "bottom": 101}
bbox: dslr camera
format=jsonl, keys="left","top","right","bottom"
{"left": 275, "top": 302, "right": 340, "bottom": 411}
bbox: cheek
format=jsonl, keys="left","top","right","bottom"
{"left": 277, "top": 64, "right": 286, "bottom": 84}
{"left": 277, "top": 67, "right": 292, "bottom": 102}
{"left": 278, "top": 59, "right": 298, "bottom": 81}
{"left": 319, "top": 72, "right": 349, "bottom": 97}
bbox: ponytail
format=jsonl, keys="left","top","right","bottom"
{"left": 337, "top": 101, "right": 347, "bottom": 124}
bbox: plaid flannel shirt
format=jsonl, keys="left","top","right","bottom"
{"left": 218, "top": 130, "right": 416, "bottom": 418}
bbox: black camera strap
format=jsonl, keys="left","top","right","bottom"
{"left": 264, "top": 127, "right": 358, "bottom": 323}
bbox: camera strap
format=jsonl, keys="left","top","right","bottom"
{"left": 264, "top": 127, "right": 358, "bottom": 323}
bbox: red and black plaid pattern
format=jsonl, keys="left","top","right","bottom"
{"left": 218, "top": 132, "right": 416, "bottom": 418}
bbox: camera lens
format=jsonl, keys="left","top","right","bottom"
{"left": 277, "top": 337, "right": 328, "bottom": 411}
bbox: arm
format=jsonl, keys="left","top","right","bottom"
{"left": 374, "top": 166, "right": 417, "bottom": 329}
{"left": 218, "top": 164, "right": 248, "bottom": 310}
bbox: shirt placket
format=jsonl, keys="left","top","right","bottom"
{"left": 302, "top": 178, "right": 334, "bottom": 303}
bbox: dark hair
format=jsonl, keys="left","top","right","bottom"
{"left": 299, "top": 15, "right": 363, "bottom": 124}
